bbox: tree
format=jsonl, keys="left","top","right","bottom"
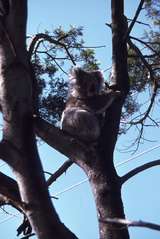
{"left": 0, "top": 0, "right": 159, "bottom": 239}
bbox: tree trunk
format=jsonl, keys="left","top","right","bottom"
{"left": 0, "top": 1, "right": 130, "bottom": 238}
{"left": 77, "top": 0, "right": 130, "bottom": 238}
{"left": 0, "top": 1, "right": 77, "bottom": 238}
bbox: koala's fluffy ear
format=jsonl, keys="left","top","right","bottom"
{"left": 70, "top": 67, "right": 86, "bottom": 82}
{"left": 92, "top": 70, "right": 105, "bottom": 89}
{"left": 94, "top": 70, "right": 104, "bottom": 79}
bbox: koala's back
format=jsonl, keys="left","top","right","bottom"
{"left": 61, "top": 107, "right": 100, "bottom": 142}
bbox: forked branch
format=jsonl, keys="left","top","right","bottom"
{"left": 124, "top": 0, "right": 145, "bottom": 40}
{"left": 28, "top": 33, "right": 76, "bottom": 65}
{"left": 128, "top": 39, "right": 159, "bottom": 125}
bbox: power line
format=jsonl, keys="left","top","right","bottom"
{"left": 0, "top": 144, "right": 160, "bottom": 225}
{"left": 54, "top": 144, "right": 160, "bottom": 196}
{"left": 0, "top": 213, "right": 21, "bottom": 225}
{"left": 54, "top": 178, "right": 88, "bottom": 197}
{"left": 116, "top": 144, "right": 160, "bottom": 167}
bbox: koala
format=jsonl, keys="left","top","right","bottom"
{"left": 61, "top": 67, "right": 120, "bottom": 142}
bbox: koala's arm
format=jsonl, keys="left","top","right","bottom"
{"left": 85, "top": 89, "right": 121, "bottom": 114}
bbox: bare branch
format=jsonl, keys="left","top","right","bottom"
{"left": 127, "top": 18, "right": 150, "bottom": 27}
{"left": 131, "top": 83, "right": 158, "bottom": 125}
{"left": 130, "top": 36, "right": 160, "bottom": 57}
{"left": 69, "top": 45, "right": 106, "bottom": 49}
{"left": 105, "top": 22, "right": 112, "bottom": 29}
{"left": 101, "top": 218, "right": 160, "bottom": 231}
{"left": 45, "top": 52, "right": 68, "bottom": 75}
{"left": 0, "top": 172, "right": 23, "bottom": 210}
{"left": 124, "top": 0, "right": 145, "bottom": 40}
{"left": 121, "top": 159, "right": 160, "bottom": 184}
{"left": 47, "top": 160, "right": 73, "bottom": 186}
{"left": 28, "top": 33, "right": 76, "bottom": 65}
{"left": 127, "top": 38, "right": 154, "bottom": 77}
{"left": 0, "top": 141, "right": 8, "bottom": 160}
{"left": 127, "top": 39, "right": 159, "bottom": 125}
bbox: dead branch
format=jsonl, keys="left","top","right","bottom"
{"left": 130, "top": 36, "right": 160, "bottom": 57}
{"left": 28, "top": 33, "right": 76, "bottom": 65}
{"left": 131, "top": 83, "right": 158, "bottom": 125}
{"left": 121, "top": 159, "right": 160, "bottom": 184}
{"left": 124, "top": 0, "right": 145, "bottom": 40}
{"left": 128, "top": 38, "right": 154, "bottom": 77}
{"left": 100, "top": 218, "right": 160, "bottom": 231}
{"left": 127, "top": 39, "right": 159, "bottom": 125}
{"left": 127, "top": 18, "right": 150, "bottom": 27}
{"left": 45, "top": 52, "right": 68, "bottom": 75}
{"left": 47, "top": 159, "right": 73, "bottom": 186}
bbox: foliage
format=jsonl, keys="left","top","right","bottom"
{"left": 30, "top": 1, "right": 160, "bottom": 139}
{"left": 145, "top": 0, "right": 160, "bottom": 26}
{"left": 30, "top": 26, "right": 100, "bottom": 124}
{"left": 120, "top": 0, "right": 160, "bottom": 138}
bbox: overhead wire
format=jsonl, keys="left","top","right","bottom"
{"left": 0, "top": 143, "right": 160, "bottom": 225}
{"left": 54, "top": 143, "right": 160, "bottom": 196}
{"left": 0, "top": 213, "right": 21, "bottom": 225}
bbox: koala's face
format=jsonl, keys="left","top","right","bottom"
{"left": 70, "top": 68, "right": 104, "bottom": 98}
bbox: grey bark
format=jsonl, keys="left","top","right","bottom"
{"left": 0, "top": 0, "right": 130, "bottom": 239}
{"left": 0, "top": 1, "right": 77, "bottom": 238}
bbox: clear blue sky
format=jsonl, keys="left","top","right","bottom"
{"left": 0, "top": 1, "right": 160, "bottom": 239}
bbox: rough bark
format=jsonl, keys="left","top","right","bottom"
{"left": 34, "top": 1, "right": 130, "bottom": 238}
{"left": 77, "top": 1, "right": 130, "bottom": 239}
{"left": 0, "top": 1, "right": 77, "bottom": 238}
{"left": 0, "top": 1, "right": 130, "bottom": 239}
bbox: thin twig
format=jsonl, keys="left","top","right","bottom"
{"left": 130, "top": 36, "right": 160, "bottom": 57}
{"left": 127, "top": 39, "right": 158, "bottom": 125}
{"left": 28, "top": 33, "right": 76, "bottom": 65}
{"left": 130, "top": 83, "right": 157, "bottom": 125}
{"left": 70, "top": 45, "right": 106, "bottom": 49}
{"left": 124, "top": 0, "right": 145, "bottom": 40}
{"left": 128, "top": 38, "right": 153, "bottom": 77}
{"left": 44, "top": 51, "right": 68, "bottom": 75}
{"left": 127, "top": 18, "right": 150, "bottom": 27}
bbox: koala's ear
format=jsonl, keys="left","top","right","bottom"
{"left": 70, "top": 67, "right": 85, "bottom": 80}
{"left": 94, "top": 70, "right": 104, "bottom": 80}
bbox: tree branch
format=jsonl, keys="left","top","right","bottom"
{"left": 34, "top": 117, "right": 89, "bottom": 163}
{"left": 0, "top": 141, "right": 8, "bottom": 160}
{"left": 130, "top": 36, "right": 160, "bottom": 57}
{"left": 127, "top": 39, "right": 158, "bottom": 125}
{"left": 44, "top": 52, "right": 68, "bottom": 75}
{"left": 0, "top": 172, "right": 23, "bottom": 209}
{"left": 127, "top": 18, "right": 150, "bottom": 27}
{"left": 128, "top": 38, "right": 154, "bottom": 77}
{"left": 124, "top": 0, "right": 145, "bottom": 40}
{"left": 121, "top": 159, "right": 160, "bottom": 184}
{"left": 101, "top": 218, "right": 160, "bottom": 231}
{"left": 47, "top": 159, "right": 73, "bottom": 187}
{"left": 129, "top": 80, "right": 158, "bottom": 125}
{"left": 28, "top": 33, "right": 76, "bottom": 65}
